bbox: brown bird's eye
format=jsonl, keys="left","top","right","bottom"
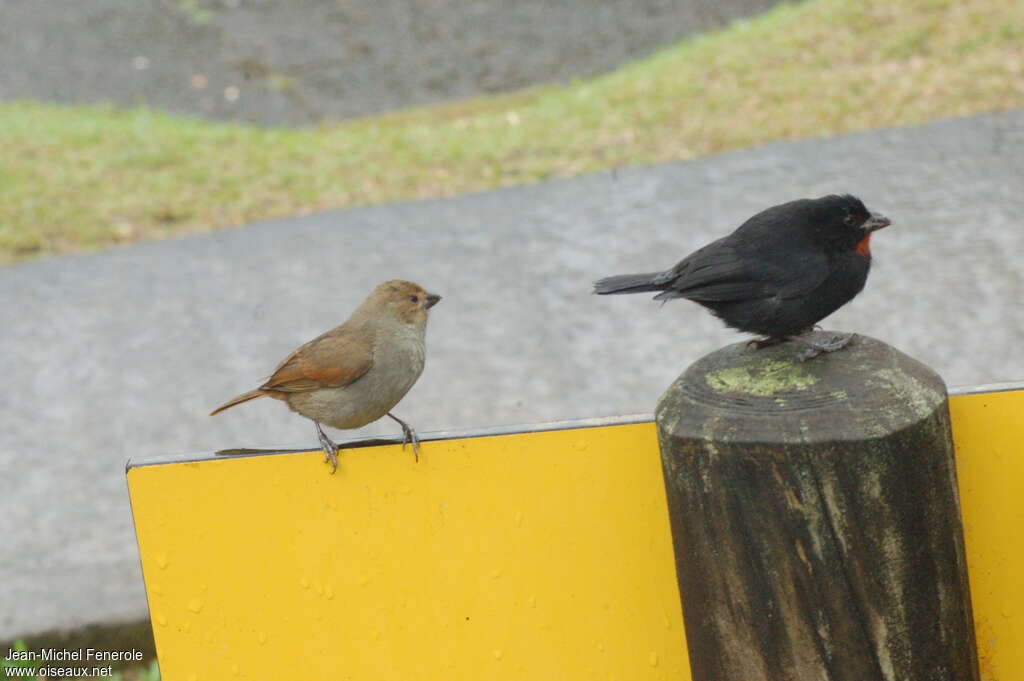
{"left": 410, "top": 295, "right": 419, "bottom": 303}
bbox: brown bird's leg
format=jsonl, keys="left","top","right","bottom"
{"left": 314, "top": 422, "right": 339, "bottom": 474}
{"left": 386, "top": 412, "right": 420, "bottom": 462}
{"left": 787, "top": 332, "right": 856, "bottom": 361}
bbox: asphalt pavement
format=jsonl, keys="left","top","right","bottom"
{"left": 2, "top": 108, "right": 1023, "bottom": 638}
{"left": 1, "top": 0, "right": 779, "bottom": 125}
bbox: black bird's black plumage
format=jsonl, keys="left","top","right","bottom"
{"left": 594, "top": 195, "right": 890, "bottom": 344}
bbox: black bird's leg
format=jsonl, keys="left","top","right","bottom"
{"left": 387, "top": 412, "right": 421, "bottom": 462}
{"left": 788, "top": 332, "right": 856, "bottom": 361}
{"left": 747, "top": 336, "right": 787, "bottom": 350}
{"left": 315, "top": 422, "right": 339, "bottom": 474}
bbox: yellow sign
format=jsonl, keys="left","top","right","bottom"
{"left": 950, "top": 385, "right": 1024, "bottom": 681}
{"left": 128, "top": 386, "right": 1023, "bottom": 681}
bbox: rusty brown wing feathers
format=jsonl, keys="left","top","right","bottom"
{"left": 262, "top": 326, "right": 374, "bottom": 393}
{"left": 209, "top": 326, "right": 374, "bottom": 415}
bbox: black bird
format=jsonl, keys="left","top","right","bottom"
{"left": 594, "top": 194, "right": 890, "bottom": 359}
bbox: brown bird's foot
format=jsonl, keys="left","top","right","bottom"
{"left": 788, "top": 332, "right": 855, "bottom": 361}
{"left": 387, "top": 412, "right": 420, "bottom": 462}
{"left": 315, "top": 422, "right": 339, "bottom": 474}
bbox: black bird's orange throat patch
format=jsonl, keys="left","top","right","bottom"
{"left": 855, "top": 233, "right": 872, "bottom": 257}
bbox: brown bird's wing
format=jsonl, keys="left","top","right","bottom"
{"left": 261, "top": 326, "right": 374, "bottom": 394}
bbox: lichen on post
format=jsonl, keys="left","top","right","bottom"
{"left": 656, "top": 331, "right": 979, "bottom": 681}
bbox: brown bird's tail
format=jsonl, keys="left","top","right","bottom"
{"left": 593, "top": 272, "right": 666, "bottom": 295}
{"left": 210, "top": 389, "right": 266, "bottom": 416}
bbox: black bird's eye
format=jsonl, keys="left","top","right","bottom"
{"left": 843, "top": 213, "right": 857, "bottom": 226}
{"left": 410, "top": 295, "right": 419, "bottom": 303}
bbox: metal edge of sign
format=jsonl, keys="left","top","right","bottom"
{"left": 125, "top": 380, "right": 1024, "bottom": 472}
{"left": 125, "top": 413, "right": 656, "bottom": 470}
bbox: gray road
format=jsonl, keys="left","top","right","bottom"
{"left": 1, "top": 0, "right": 780, "bottom": 125}
{"left": 2, "top": 109, "right": 1023, "bottom": 638}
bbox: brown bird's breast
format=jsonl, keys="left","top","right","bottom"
{"left": 284, "top": 321, "right": 426, "bottom": 430}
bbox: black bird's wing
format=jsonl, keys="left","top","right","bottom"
{"left": 653, "top": 236, "right": 829, "bottom": 303}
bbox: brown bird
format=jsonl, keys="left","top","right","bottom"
{"left": 210, "top": 280, "right": 441, "bottom": 472}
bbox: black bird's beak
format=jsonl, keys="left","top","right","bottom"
{"left": 862, "top": 212, "right": 891, "bottom": 232}
{"left": 425, "top": 293, "right": 442, "bottom": 309}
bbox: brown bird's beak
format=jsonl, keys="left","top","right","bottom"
{"left": 425, "top": 293, "right": 442, "bottom": 309}
{"left": 862, "top": 212, "right": 891, "bottom": 232}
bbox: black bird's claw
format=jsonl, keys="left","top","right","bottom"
{"left": 388, "top": 412, "right": 421, "bottom": 462}
{"left": 315, "top": 422, "right": 339, "bottom": 474}
{"left": 790, "top": 332, "right": 855, "bottom": 361}
{"left": 747, "top": 336, "right": 785, "bottom": 350}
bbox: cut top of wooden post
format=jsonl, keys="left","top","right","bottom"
{"left": 656, "top": 331, "right": 947, "bottom": 445}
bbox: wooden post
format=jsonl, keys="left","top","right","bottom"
{"left": 655, "top": 332, "right": 979, "bottom": 681}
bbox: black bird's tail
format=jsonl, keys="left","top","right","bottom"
{"left": 593, "top": 272, "right": 666, "bottom": 295}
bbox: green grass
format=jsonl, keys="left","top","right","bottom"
{"left": 2, "top": 0, "right": 1022, "bottom": 264}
